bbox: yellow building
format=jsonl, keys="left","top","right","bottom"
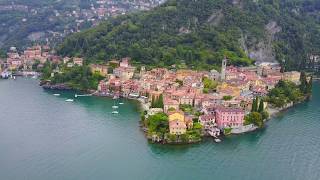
{"left": 169, "top": 120, "right": 187, "bottom": 135}
{"left": 283, "top": 71, "right": 301, "bottom": 85}
{"left": 168, "top": 111, "right": 185, "bottom": 122}
{"left": 168, "top": 111, "right": 188, "bottom": 135}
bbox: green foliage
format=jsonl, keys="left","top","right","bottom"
{"left": 179, "top": 104, "right": 193, "bottom": 113}
{"left": 202, "top": 88, "right": 209, "bottom": 94}
{"left": 44, "top": 63, "right": 104, "bottom": 90}
{"left": 0, "top": 49, "right": 6, "bottom": 58}
{"left": 245, "top": 112, "right": 264, "bottom": 128}
{"left": 56, "top": 0, "right": 260, "bottom": 69}
{"left": 193, "top": 122, "right": 202, "bottom": 130}
{"left": 32, "top": 60, "right": 41, "bottom": 71}
{"left": 151, "top": 94, "right": 164, "bottom": 108}
{"left": 258, "top": 99, "right": 264, "bottom": 113}
{"left": 147, "top": 113, "right": 169, "bottom": 135}
{"left": 267, "top": 80, "right": 306, "bottom": 108}
{"left": 203, "top": 77, "right": 218, "bottom": 91}
{"left": 224, "top": 127, "right": 232, "bottom": 135}
{"left": 223, "top": 95, "right": 233, "bottom": 101}
{"left": 261, "top": 111, "right": 269, "bottom": 120}
{"left": 251, "top": 97, "right": 259, "bottom": 112}
{"left": 300, "top": 72, "right": 313, "bottom": 94}
{"left": 56, "top": 0, "right": 320, "bottom": 70}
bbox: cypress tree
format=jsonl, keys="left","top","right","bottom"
{"left": 252, "top": 97, "right": 258, "bottom": 112}
{"left": 258, "top": 99, "right": 264, "bottom": 113}
{"left": 151, "top": 96, "right": 155, "bottom": 108}
{"left": 300, "top": 71, "right": 307, "bottom": 93}
{"left": 158, "top": 94, "right": 164, "bottom": 108}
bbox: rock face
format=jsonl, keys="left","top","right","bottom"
{"left": 241, "top": 21, "right": 282, "bottom": 63}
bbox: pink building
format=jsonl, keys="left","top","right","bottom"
{"left": 215, "top": 107, "right": 245, "bottom": 128}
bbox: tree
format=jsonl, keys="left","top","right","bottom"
{"left": 252, "top": 97, "right": 258, "bottom": 112}
{"left": 147, "top": 113, "right": 169, "bottom": 135}
{"left": 300, "top": 71, "right": 307, "bottom": 93}
{"left": 258, "top": 99, "right": 264, "bottom": 112}
{"left": 223, "top": 95, "right": 233, "bottom": 101}
{"left": 306, "top": 76, "right": 313, "bottom": 94}
{"left": 157, "top": 94, "right": 164, "bottom": 108}
{"left": 151, "top": 96, "right": 156, "bottom": 108}
{"left": 261, "top": 111, "right": 269, "bottom": 120}
{"left": 245, "top": 112, "right": 263, "bottom": 128}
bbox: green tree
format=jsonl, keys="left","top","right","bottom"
{"left": 223, "top": 95, "right": 233, "bottom": 101}
{"left": 252, "top": 97, "right": 259, "bottom": 112}
{"left": 258, "top": 99, "right": 264, "bottom": 113}
{"left": 147, "top": 113, "right": 169, "bottom": 135}
{"left": 300, "top": 71, "right": 307, "bottom": 93}
{"left": 245, "top": 112, "right": 264, "bottom": 128}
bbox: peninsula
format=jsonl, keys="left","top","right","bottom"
{"left": 0, "top": 45, "right": 313, "bottom": 144}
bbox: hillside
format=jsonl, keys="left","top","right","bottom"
{"left": 57, "top": 0, "right": 320, "bottom": 70}
{"left": 0, "top": 0, "right": 164, "bottom": 50}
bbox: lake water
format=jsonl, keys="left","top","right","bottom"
{"left": 1, "top": 78, "right": 320, "bottom": 180}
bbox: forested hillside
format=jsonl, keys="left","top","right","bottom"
{"left": 0, "top": 0, "right": 163, "bottom": 51}
{"left": 57, "top": 0, "right": 320, "bottom": 70}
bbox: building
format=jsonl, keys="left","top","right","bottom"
{"left": 168, "top": 111, "right": 185, "bottom": 122}
{"left": 73, "top": 57, "right": 83, "bottom": 66}
{"left": 113, "top": 58, "right": 135, "bottom": 81}
{"left": 215, "top": 107, "right": 245, "bottom": 128}
{"left": 283, "top": 71, "right": 301, "bottom": 85}
{"left": 199, "top": 115, "right": 215, "bottom": 127}
{"left": 63, "top": 57, "right": 71, "bottom": 64}
{"left": 90, "top": 64, "right": 109, "bottom": 76}
{"left": 220, "top": 57, "right": 227, "bottom": 81}
{"left": 168, "top": 111, "right": 188, "bottom": 135}
{"left": 163, "top": 97, "right": 179, "bottom": 113}
{"left": 169, "top": 120, "right": 187, "bottom": 135}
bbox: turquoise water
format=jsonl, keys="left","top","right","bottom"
{"left": 1, "top": 78, "right": 320, "bottom": 180}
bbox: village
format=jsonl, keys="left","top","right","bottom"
{"left": 0, "top": 45, "right": 304, "bottom": 144}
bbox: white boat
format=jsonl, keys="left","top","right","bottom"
{"left": 113, "top": 96, "right": 119, "bottom": 100}
{"left": 53, "top": 94, "right": 60, "bottom": 96}
{"left": 13, "top": 76, "right": 16, "bottom": 80}
{"left": 112, "top": 105, "right": 119, "bottom": 109}
{"left": 119, "top": 102, "right": 124, "bottom": 105}
{"left": 112, "top": 111, "right": 119, "bottom": 114}
{"left": 214, "top": 138, "right": 221, "bottom": 143}
{"left": 75, "top": 94, "right": 92, "bottom": 98}
{"left": 65, "top": 99, "right": 74, "bottom": 102}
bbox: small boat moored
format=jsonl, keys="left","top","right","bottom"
{"left": 65, "top": 99, "right": 74, "bottom": 102}
{"left": 112, "top": 111, "right": 119, "bottom": 114}
{"left": 53, "top": 94, "right": 60, "bottom": 96}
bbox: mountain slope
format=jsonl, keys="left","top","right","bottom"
{"left": 57, "top": 0, "right": 320, "bottom": 70}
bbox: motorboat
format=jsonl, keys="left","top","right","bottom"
{"left": 112, "top": 111, "right": 119, "bottom": 114}
{"left": 53, "top": 94, "right": 60, "bottom": 96}
{"left": 65, "top": 99, "right": 74, "bottom": 102}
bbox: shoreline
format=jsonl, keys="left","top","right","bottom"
{"left": 38, "top": 80, "right": 311, "bottom": 145}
